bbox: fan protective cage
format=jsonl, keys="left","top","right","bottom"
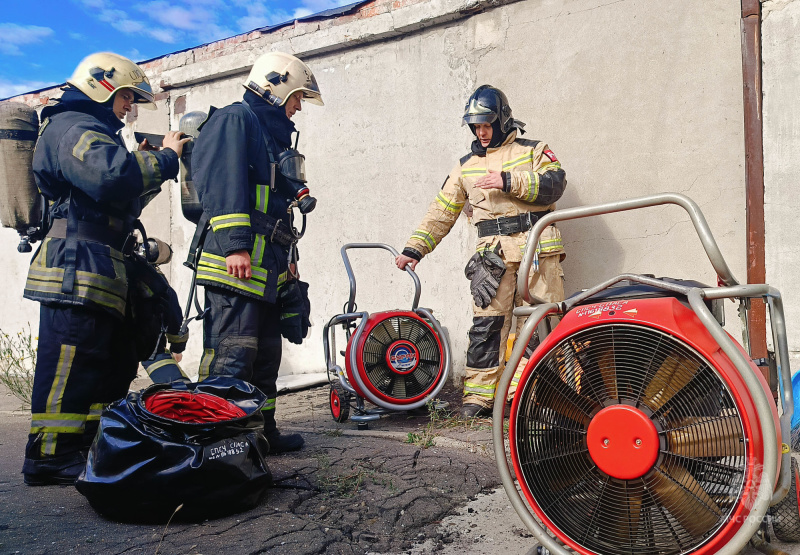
{"left": 511, "top": 318, "right": 760, "bottom": 555}
{"left": 346, "top": 311, "right": 444, "bottom": 405}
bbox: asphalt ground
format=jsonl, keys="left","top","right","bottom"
{"left": 0, "top": 378, "right": 796, "bottom": 555}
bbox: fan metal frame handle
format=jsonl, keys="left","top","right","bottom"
{"left": 340, "top": 243, "right": 421, "bottom": 312}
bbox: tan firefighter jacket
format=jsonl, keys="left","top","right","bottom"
{"left": 404, "top": 131, "right": 566, "bottom": 263}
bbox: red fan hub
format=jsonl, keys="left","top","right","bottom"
{"left": 586, "top": 404, "right": 659, "bottom": 480}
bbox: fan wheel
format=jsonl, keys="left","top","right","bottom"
{"left": 511, "top": 323, "right": 753, "bottom": 555}
{"left": 771, "top": 457, "right": 800, "bottom": 542}
{"left": 349, "top": 312, "right": 444, "bottom": 405}
{"left": 329, "top": 384, "right": 350, "bottom": 423}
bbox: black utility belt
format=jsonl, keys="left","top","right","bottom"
{"left": 476, "top": 210, "right": 552, "bottom": 238}
{"left": 48, "top": 218, "right": 134, "bottom": 252}
{"left": 250, "top": 211, "right": 295, "bottom": 248}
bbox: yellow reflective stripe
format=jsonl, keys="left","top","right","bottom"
{"left": 145, "top": 357, "right": 178, "bottom": 376}
{"left": 461, "top": 168, "right": 487, "bottom": 176}
{"left": 463, "top": 382, "right": 497, "bottom": 398}
{"left": 198, "top": 252, "right": 269, "bottom": 282}
{"left": 256, "top": 184, "right": 269, "bottom": 213}
{"left": 199, "top": 348, "right": 214, "bottom": 381}
{"left": 210, "top": 213, "right": 251, "bottom": 232}
{"left": 30, "top": 412, "right": 86, "bottom": 435}
{"left": 132, "top": 150, "right": 162, "bottom": 192}
{"left": 537, "top": 237, "right": 564, "bottom": 254}
{"left": 197, "top": 267, "right": 266, "bottom": 296}
{"left": 72, "top": 130, "right": 116, "bottom": 162}
{"left": 511, "top": 371, "right": 523, "bottom": 386}
{"left": 525, "top": 172, "right": 540, "bottom": 202}
{"left": 87, "top": 403, "right": 104, "bottom": 422}
{"left": 503, "top": 153, "right": 534, "bottom": 170}
{"left": 27, "top": 266, "right": 127, "bottom": 297}
{"left": 262, "top": 398, "right": 276, "bottom": 411}
{"left": 45, "top": 345, "right": 75, "bottom": 420}
{"left": 411, "top": 229, "right": 436, "bottom": 250}
{"left": 435, "top": 192, "right": 464, "bottom": 213}
{"left": 540, "top": 161, "right": 562, "bottom": 172}
{"left": 25, "top": 277, "right": 126, "bottom": 315}
{"left": 166, "top": 332, "right": 188, "bottom": 346}
{"left": 277, "top": 271, "right": 288, "bottom": 286}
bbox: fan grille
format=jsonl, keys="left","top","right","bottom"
{"left": 514, "top": 324, "right": 746, "bottom": 555}
{"left": 360, "top": 315, "right": 442, "bottom": 402}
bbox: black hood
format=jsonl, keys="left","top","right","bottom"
{"left": 40, "top": 86, "right": 123, "bottom": 131}
{"left": 243, "top": 90, "right": 296, "bottom": 150}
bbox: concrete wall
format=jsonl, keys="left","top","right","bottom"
{"left": 762, "top": 0, "right": 800, "bottom": 369}
{"left": 3, "top": 0, "right": 753, "bottom": 382}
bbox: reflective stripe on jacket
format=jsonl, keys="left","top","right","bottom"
{"left": 191, "top": 99, "right": 294, "bottom": 303}
{"left": 25, "top": 107, "right": 179, "bottom": 317}
{"left": 404, "top": 131, "right": 566, "bottom": 263}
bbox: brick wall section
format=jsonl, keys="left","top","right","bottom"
{"left": 5, "top": 0, "right": 430, "bottom": 108}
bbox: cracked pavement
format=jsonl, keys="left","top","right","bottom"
{"left": 0, "top": 379, "right": 504, "bottom": 554}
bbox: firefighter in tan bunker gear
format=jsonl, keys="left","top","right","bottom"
{"left": 396, "top": 85, "right": 566, "bottom": 418}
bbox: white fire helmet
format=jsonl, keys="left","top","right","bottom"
{"left": 243, "top": 51, "right": 323, "bottom": 107}
{"left": 67, "top": 52, "right": 156, "bottom": 110}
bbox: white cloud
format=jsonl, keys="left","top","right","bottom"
{"left": 0, "top": 78, "right": 59, "bottom": 100}
{"left": 0, "top": 23, "right": 54, "bottom": 56}
{"left": 68, "top": 32, "right": 85, "bottom": 40}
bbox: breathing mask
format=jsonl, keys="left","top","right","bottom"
{"left": 277, "top": 149, "right": 316, "bottom": 214}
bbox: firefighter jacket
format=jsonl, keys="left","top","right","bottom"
{"left": 403, "top": 131, "right": 566, "bottom": 263}
{"left": 24, "top": 90, "right": 180, "bottom": 318}
{"left": 191, "top": 94, "right": 294, "bottom": 304}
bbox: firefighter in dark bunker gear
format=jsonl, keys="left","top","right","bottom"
{"left": 396, "top": 85, "right": 566, "bottom": 419}
{"left": 191, "top": 51, "right": 322, "bottom": 454}
{"left": 22, "top": 52, "right": 190, "bottom": 485}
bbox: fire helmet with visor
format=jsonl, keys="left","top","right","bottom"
{"left": 67, "top": 52, "right": 156, "bottom": 109}
{"left": 243, "top": 52, "right": 323, "bottom": 107}
{"left": 462, "top": 85, "right": 522, "bottom": 135}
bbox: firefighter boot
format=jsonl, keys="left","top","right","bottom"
{"left": 22, "top": 434, "right": 87, "bottom": 486}
{"left": 262, "top": 408, "right": 304, "bottom": 455}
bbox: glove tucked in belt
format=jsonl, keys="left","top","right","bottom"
{"left": 475, "top": 210, "right": 551, "bottom": 238}
{"left": 464, "top": 251, "right": 506, "bottom": 309}
{"left": 250, "top": 211, "right": 296, "bottom": 248}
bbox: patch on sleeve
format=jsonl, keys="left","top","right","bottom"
{"left": 543, "top": 149, "right": 558, "bottom": 162}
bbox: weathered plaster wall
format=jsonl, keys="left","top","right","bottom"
{"left": 762, "top": 0, "right": 800, "bottom": 369}
{"left": 2, "top": 0, "right": 751, "bottom": 382}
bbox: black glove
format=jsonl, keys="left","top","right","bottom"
{"left": 277, "top": 280, "right": 311, "bottom": 344}
{"left": 464, "top": 251, "right": 506, "bottom": 309}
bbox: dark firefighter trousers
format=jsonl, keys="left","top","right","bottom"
{"left": 198, "top": 288, "right": 281, "bottom": 432}
{"left": 27, "top": 304, "right": 138, "bottom": 460}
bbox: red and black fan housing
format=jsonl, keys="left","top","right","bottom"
{"left": 509, "top": 295, "right": 782, "bottom": 555}
{"left": 345, "top": 310, "right": 445, "bottom": 406}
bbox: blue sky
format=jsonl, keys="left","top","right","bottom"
{"left": 0, "top": 0, "right": 352, "bottom": 99}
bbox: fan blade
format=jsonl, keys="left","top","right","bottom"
{"left": 668, "top": 415, "right": 744, "bottom": 458}
{"left": 600, "top": 488, "right": 643, "bottom": 547}
{"left": 643, "top": 350, "right": 702, "bottom": 410}
{"left": 649, "top": 462, "right": 721, "bottom": 537}
{"left": 531, "top": 373, "right": 599, "bottom": 427}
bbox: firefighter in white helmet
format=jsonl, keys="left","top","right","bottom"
{"left": 396, "top": 85, "right": 567, "bottom": 418}
{"left": 191, "top": 51, "right": 322, "bottom": 453}
{"left": 22, "top": 52, "right": 190, "bottom": 485}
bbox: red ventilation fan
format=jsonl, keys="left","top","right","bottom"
{"left": 324, "top": 244, "right": 450, "bottom": 427}
{"left": 493, "top": 194, "right": 798, "bottom": 555}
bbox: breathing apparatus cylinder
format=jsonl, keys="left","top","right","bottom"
{"left": 178, "top": 111, "right": 207, "bottom": 225}
{"left": 0, "top": 102, "right": 43, "bottom": 252}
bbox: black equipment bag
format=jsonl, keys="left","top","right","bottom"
{"left": 75, "top": 377, "right": 272, "bottom": 522}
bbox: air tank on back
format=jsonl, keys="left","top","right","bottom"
{"left": 178, "top": 111, "right": 207, "bottom": 224}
